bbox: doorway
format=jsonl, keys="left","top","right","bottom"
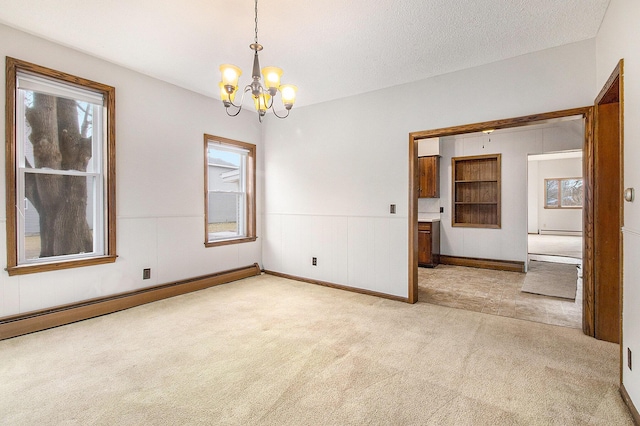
{"left": 414, "top": 121, "right": 586, "bottom": 328}
{"left": 408, "top": 107, "right": 593, "bottom": 307}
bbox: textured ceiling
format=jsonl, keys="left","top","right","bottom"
{"left": 0, "top": 0, "right": 610, "bottom": 108}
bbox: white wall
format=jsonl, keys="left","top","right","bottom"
{"left": 438, "top": 122, "right": 583, "bottom": 263}
{"left": 528, "top": 161, "right": 539, "bottom": 233}
{"left": 529, "top": 157, "right": 583, "bottom": 234}
{"left": 263, "top": 40, "right": 596, "bottom": 298}
{"left": 596, "top": 0, "right": 640, "bottom": 410}
{"left": 0, "top": 24, "right": 263, "bottom": 317}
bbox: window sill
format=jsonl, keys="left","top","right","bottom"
{"left": 6, "top": 255, "right": 117, "bottom": 276}
{"left": 205, "top": 236, "right": 257, "bottom": 248}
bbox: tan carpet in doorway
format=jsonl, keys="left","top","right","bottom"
{"left": 522, "top": 260, "right": 578, "bottom": 300}
{"left": 0, "top": 274, "right": 631, "bottom": 425}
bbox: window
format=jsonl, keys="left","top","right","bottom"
{"left": 5, "top": 57, "right": 116, "bottom": 275}
{"left": 545, "top": 178, "right": 583, "bottom": 209}
{"left": 204, "top": 134, "right": 256, "bottom": 246}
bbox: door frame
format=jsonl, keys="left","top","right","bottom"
{"left": 407, "top": 106, "right": 595, "bottom": 333}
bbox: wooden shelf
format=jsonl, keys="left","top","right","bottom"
{"left": 452, "top": 154, "right": 501, "bottom": 228}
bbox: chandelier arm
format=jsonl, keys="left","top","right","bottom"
{"left": 224, "top": 86, "right": 252, "bottom": 116}
{"left": 271, "top": 106, "right": 291, "bottom": 119}
{"left": 225, "top": 105, "right": 243, "bottom": 117}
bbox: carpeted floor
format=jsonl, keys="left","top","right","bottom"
{"left": 528, "top": 234, "right": 582, "bottom": 259}
{"left": 419, "top": 264, "right": 582, "bottom": 329}
{"left": 0, "top": 274, "right": 632, "bottom": 425}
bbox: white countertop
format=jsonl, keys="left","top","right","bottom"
{"left": 418, "top": 213, "right": 441, "bottom": 222}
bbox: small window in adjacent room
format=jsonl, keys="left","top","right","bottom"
{"left": 204, "top": 134, "right": 256, "bottom": 246}
{"left": 5, "top": 57, "right": 116, "bottom": 275}
{"left": 545, "top": 178, "right": 583, "bottom": 209}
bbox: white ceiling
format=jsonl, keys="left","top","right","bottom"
{"left": 0, "top": 0, "right": 610, "bottom": 108}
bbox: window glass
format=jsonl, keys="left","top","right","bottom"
{"left": 204, "top": 135, "right": 255, "bottom": 246}
{"left": 6, "top": 58, "right": 116, "bottom": 275}
{"left": 545, "top": 180, "right": 559, "bottom": 207}
{"left": 545, "top": 178, "right": 583, "bottom": 209}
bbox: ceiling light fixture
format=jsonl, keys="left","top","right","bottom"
{"left": 219, "top": 0, "right": 297, "bottom": 122}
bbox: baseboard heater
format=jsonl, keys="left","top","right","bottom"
{"left": 539, "top": 230, "right": 583, "bottom": 236}
{"left": 0, "top": 263, "right": 261, "bottom": 341}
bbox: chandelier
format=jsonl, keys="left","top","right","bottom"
{"left": 219, "top": 0, "right": 297, "bottom": 122}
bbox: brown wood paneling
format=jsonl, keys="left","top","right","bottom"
{"left": 440, "top": 255, "right": 525, "bottom": 272}
{"left": 594, "top": 101, "right": 621, "bottom": 344}
{"left": 0, "top": 264, "right": 261, "bottom": 340}
{"left": 265, "top": 270, "right": 408, "bottom": 303}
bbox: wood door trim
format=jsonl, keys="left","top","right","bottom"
{"left": 408, "top": 107, "right": 593, "bottom": 305}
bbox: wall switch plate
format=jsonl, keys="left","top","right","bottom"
{"left": 629, "top": 348, "right": 633, "bottom": 370}
{"left": 143, "top": 268, "right": 151, "bottom": 280}
{"left": 390, "top": 204, "right": 396, "bottom": 214}
{"left": 440, "top": 207, "right": 444, "bottom": 213}
{"left": 312, "top": 257, "right": 317, "bottom": 266}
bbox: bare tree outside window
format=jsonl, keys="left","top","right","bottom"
{"left": 545, "top": 178, "right": 583, "bottom": 209}
{"left": 5, "top": 57, "right": 116, "bottom": 275}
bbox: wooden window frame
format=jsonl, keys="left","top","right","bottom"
{"left": 5, "top": 57, "right": 116, "bottom": 276}
{"left": 204, "top": 134, "right": 256, "bottom": 247}
{"left": 544, "top": 177, "right": 584, "bottom": 209}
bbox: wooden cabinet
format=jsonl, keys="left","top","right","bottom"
{"left": 452, "top": 154, "right": 501, "bottom": 228}
{"left": 418, "top": 156, "right": 440, "bottom": 198}
{"left": 418, "top": 221, "right": 440, "bottom": 267}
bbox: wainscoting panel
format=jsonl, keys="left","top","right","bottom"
{"left": 264, "top": 214, "right": 407, "bottom": 299}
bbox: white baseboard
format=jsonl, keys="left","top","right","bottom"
{"left": 539, "top": 230, "right": 582, "bottom": 237}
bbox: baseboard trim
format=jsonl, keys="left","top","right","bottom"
{"left": 620, "top": 384, "right": 640, "bottom": 424}
{"left": 264, "top": 270, "right": 408, "bottom": 303}
{"left": 440, "top": 255, "right": 525, "bottom": 272}
{"left": 0, "top": 263, "right": 261, "bottom": 340}
{"left": 539, "top": 230, "right": 582, "bottom": 236}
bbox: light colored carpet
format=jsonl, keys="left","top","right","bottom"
{"left": 528, "top": 234, "right": 582, "bottom": 259}
{"left": 0, "top": 274, "right": 631, "bottom": 425}
{"left": 522, "top": 260, "right": 579, "bottom": 300}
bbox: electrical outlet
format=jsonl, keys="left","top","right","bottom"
{"left": 312, "top": 257, "right": 317, "bottom": 266}
{"left": 390, "top": 204, "right": 396, "bottom": 214}
{"left": 143, "top": 268, "right": 151, "bottom": 280}
{"left": 629, "top": 348, "right": 633, "bottom": 370}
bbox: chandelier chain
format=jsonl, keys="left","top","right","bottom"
{"left": 254, "top": 0, "right": 259, "bottom": 44}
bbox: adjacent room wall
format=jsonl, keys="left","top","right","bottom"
{"left": 528, "top": 156, "right": 583, "bottom": 234}
{"left": 262, "top": 40, "right": 596, "bottom": 298}
{"left": 0, "top": 24, "right": 263, "bottom": 318}
{"left": 596, "top": 0, "right": 640, "bottom": 411}
{"left": 536, "top": 157, "right": 583, "bottom": 234}
{"left": 438, "top": 122, "right": 583, "bottom": 262}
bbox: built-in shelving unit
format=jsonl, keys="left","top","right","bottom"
{"left": 452, "top": 154, "right": 501, "bottom": 228}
